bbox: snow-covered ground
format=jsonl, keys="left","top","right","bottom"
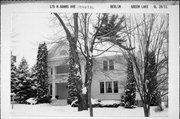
{"left": 10, "top": 104, "right": 168, "bottom": 117}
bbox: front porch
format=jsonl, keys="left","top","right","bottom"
{"left": 50, "top": 81, "right": 68, "bottom": 106}
{"left": 51, "top": 81, "right": 68, "bottom": 100}
{"left": 48, "top": 61, "right": 85, "bottom": 102}
{"left": 49, "top": 65, "right": 69, "bottom": 100}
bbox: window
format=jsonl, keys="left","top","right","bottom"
{"left": 56, "top": 65, "right": 69, "bottom": 74}
{"left": 60, "top": 50, "right": 68, "bottom": 56}
{"left": 113, "top": 81, "right": 118, "bottom": 93}
{"left": 103, "top": 61, "right": 108, "bottom": 71}
{"left": 100, "top": 82, "right": 104, "bottom": 93}
{"left": 106, "top": 82, "right": 112, "bottom": 93}
{"left": 109, "top": 60, "right": 114, "bottom": 70}
{"left": 103, "top": 60, "right": 114, "bottom": 71}
{"left": 100, "top": 81, "right": 119, "bottom": 94}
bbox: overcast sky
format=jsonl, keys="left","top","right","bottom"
{"left": 10, "top": 13, "right": 122, "bottom": 67}
{"left": 11, "top": 13, "right": 167, "bottom": 67}
{"left": 11, "top": 13, "right": 55, "bottom": 66}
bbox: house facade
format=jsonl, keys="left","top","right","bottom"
{"left": 47, "top": 42, "right": 139, "bottom": 101}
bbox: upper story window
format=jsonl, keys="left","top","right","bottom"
{"left": 103, "top": 60, "right": 114, "bottom": 71}
{"left": 55, "top": 65, "right": 69, "bottom": 74}
{"left": 109, "top": 60, "right": 114, "bottom": 70}
{"left": 60, "top": 50, "right": 68, "bottom": 56}
{"left": 103, "top": 61, "right": 108, "bottom": 71}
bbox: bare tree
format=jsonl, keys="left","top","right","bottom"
{"left": 77, "top": 13, "right": 133, "bottom": 116}
{"left": 76, "top": 13, "right": 104, "bottom": 117}
{"left": 53, "top": 13, "right": 116, "bottom": 116}
{"left": 53, "top": 13, "right": 87, "bottom": 111}
{"left": 95, "top": 13, "right": 168, "bottom": 117}
{"left": 121, "top": 14, "right": 168, "bottom": 117}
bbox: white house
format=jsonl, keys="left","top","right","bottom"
{"left": 47, "top": 41, "right": 139, "bottom": 102}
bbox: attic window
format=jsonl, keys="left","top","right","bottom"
{"left": 60, "top": 50, "right": 68, "bottom": 56}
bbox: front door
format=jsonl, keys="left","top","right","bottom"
{"left": 56, "top": 83, "right": 67, "bottom": 99}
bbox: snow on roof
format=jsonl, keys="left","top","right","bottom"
{"left": 48, "top": 40, "right": 124, "bottom": 59}
{"left": 48, "top": 41, "right": 68, "bottom": 55}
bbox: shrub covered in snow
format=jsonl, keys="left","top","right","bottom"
{"left": 154, "top": 101, "right": 167, "bottom": 112}
{"left": 99, "top": 100, "right": 120, "bottom": 107}
{"left": 37, "top": 95, "right": 51, "bottom": 104}
{"left": 124, "top": 59, "right": 136, "bottom": 108}
{"left": 36, "top": 43, "right": 50, "bottom": 103}
{"left": 71, "top": 99, "right": 121, "bottom": 108}
{"left": 120, "top": 94, "right": 125, "bottom": 106}
{"left": 11, "top": 57, "right": 19, "bottom": 97}
{"left": 71, "top": 99, "right": 78, "bottom": 107}
{"left": 26, "top": 98, "right": 37, "bottom": 105}
{"left": 15, "top": 57, "right": 34, "bottom": 103}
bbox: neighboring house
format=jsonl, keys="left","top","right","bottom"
{"left": 11, "top": 52, "right": 16, "bottom": 63}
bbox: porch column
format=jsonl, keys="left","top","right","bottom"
{"left": 52, "top": 81, "right": 56, "bottom": 100}
{"left": 51, "top": 66, "right": 56, "bottom": 100}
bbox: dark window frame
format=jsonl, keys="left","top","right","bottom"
{"left": 103, "top": 60, "right": 108, "bottom": 71}
{"left": 113, "top": 81, "right": 118, "bottom": 93}
{"left": 100, "top": 82, "right": 104, "bottom": 94}
{"left": 106, "top": 81, "right": 112, "bottom": 93}
{"left": 100, "top": 81, "right": 119, "bottom": 94}
{"left": 109, "top": 60, "right": 114, "bottom": 70}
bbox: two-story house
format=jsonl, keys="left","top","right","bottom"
{"left": 47, "top": 41, "right": 136, "bottom": 102}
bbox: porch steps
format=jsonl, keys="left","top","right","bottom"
{"left": 51, "top": 99, "right": 67, "bottom": 106}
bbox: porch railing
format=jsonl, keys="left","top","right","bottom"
{"left": 55, "top": 73, "right": 69, "bottom": 79}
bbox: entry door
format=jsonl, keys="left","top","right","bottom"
{"left": 56, "top": 83, "right": 67, "bottom": 99}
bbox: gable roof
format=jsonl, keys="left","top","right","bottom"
{"left": 48, "top": 41, "right": 69, "bottom": 60}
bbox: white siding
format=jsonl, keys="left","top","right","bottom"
{"left": 91, "top": 56, "right": 127, "bottom": 100}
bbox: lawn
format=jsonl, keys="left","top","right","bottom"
{"left": 10, "top": 104, "right": 168, "bottom": 117}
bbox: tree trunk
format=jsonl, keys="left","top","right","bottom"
{"left": 74, "top": 13, "right": 88, "bottom": 111}
{"left": 83, "top": 75, "right": 89, "bottom": 110}
{"left": 69, "top": 39, "right": 85, "bottom": 111}
{"left": 143, "top": 103, "right": 150, "bottom": 117}
{"left": 82, "top": 94, "right": 88, "bottom": 110}
{"left": 54, "top": 13, "right": 87, "bottom": 111}
{"left": 88, "top": 82, "right": 93, "bottom": 117}
{"left": 86, "top": 58, "right": 93, "bottom": 116}
{"left": 143, "top": 94, "right": 150, "bottom": 117}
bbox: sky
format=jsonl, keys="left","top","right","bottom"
{"left": 11, "top": 13, "right": 54, "bottom": 67}
{"left": 10, "top": 13, "right": 121, "bottom": 67}
{"left": 11, "top": 13, "right": 167, "bottom": 67}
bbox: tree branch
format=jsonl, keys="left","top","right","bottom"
{"left": 53, "top": 13, "right": 72, "bottom": 39}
